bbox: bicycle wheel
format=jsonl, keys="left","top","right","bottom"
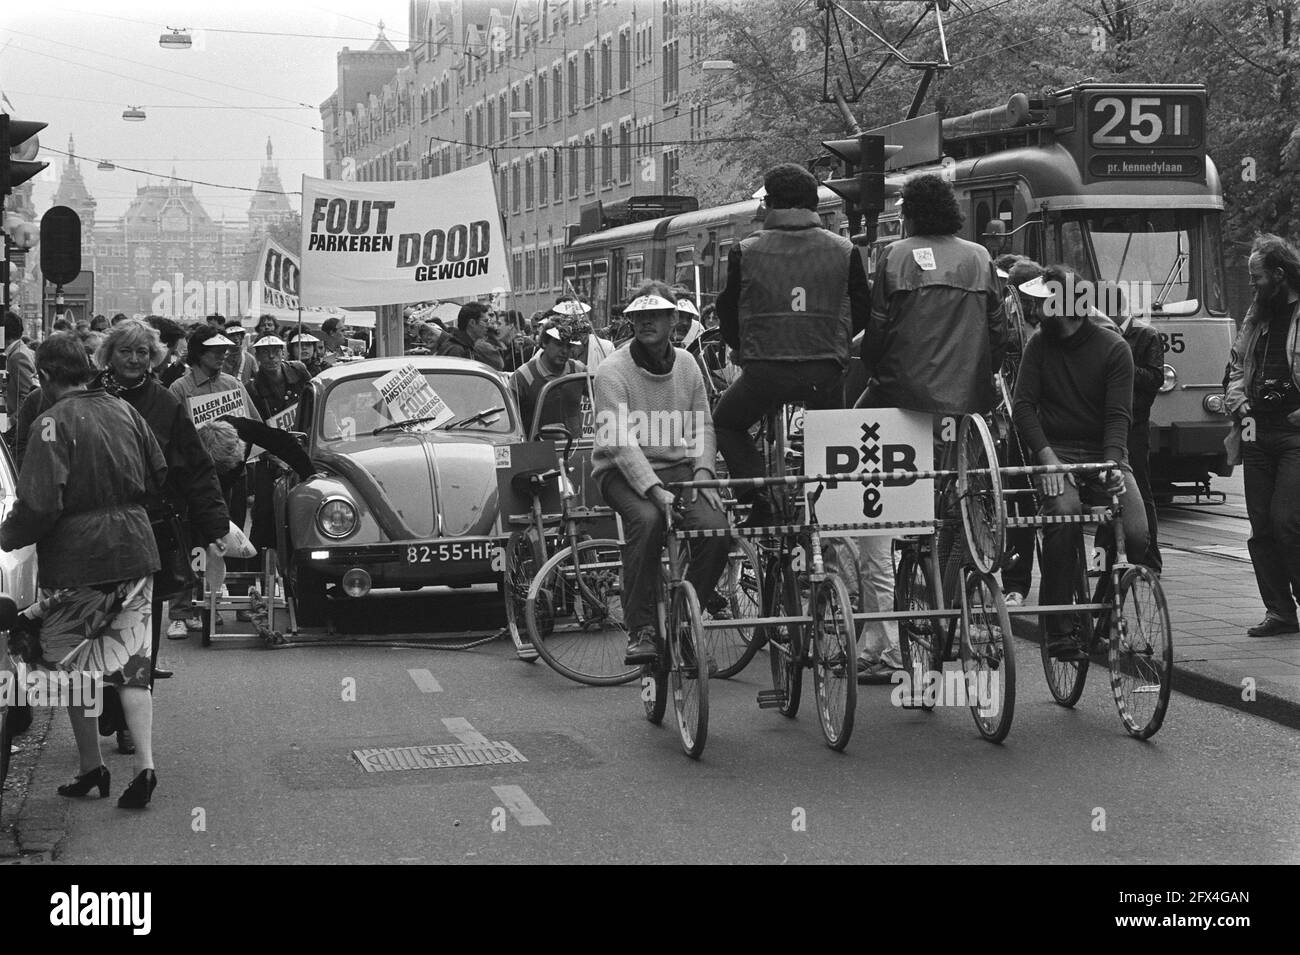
{"left": 709, "top": 537, "right": 764, "bottom": 679}
{"left": 668, "top": 582, "right": 709, "bottom": 758}
{"left": 957, "top": 414, "right": 1006, "bottom": 575}
{"left": 1109, "top": 565, "right": 1173, "bottom": 739}
{"left": 525, "top": 538, "right": 639, "bottom": 686}
{"left": 764, "top": 559, "right": 804, "bottom": 718}
{"left": 960, "top": 570, "right": 1015, "bottom": 743}
{"left": 1038, "top": 535, "right": 1091, "bottom": 707}
{"left": 504, "top": 528, "right": 545, "bottom": 660}
{"left": 811, "top": 573, "right": 857, "bottom": 751}
{"left": 895, "top": 543, "right": 942, "bottom": 710}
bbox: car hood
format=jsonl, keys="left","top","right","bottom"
{"left": 316, "top": 433, "right": 499, "bottom": 538}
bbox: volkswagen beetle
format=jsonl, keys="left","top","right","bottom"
{"left": 274, "top": 356, "right": 521, "bottom": 625}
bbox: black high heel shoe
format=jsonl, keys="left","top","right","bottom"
{"left": 57, "top": 766, "right": 110, "bottom": 799}
{"left": 117, "top": 769, "right": 157, "bottom": 809}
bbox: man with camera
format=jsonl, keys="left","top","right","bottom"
{"left": 1226, "top": 234, "right": 1300, "bottom": 638}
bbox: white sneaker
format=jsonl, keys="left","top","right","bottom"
{"left": 166, "top": 619, "right": 188, "bottom": 639}
{"left": 1004, "top": 592, "right": 1025, "bottom": 608}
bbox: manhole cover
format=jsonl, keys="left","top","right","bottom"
{"left": 353, "top": 741, "right": 527, "bottom": 773}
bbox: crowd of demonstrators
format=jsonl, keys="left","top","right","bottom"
{"left": 221, "top": 321, "right": 257, "bottom": 387}
{"left": 285, "top": 328, "right": 324, "bottom": 375}
{"left": 1226, "top": 234, "right": 1300, "bottom": 639}
{"left": 510, "top": 320, "right": 587, "bottom": 436}
{"left": 851, "top": 172, "right": 1007, "bottom": 683}
{"left": 1013, "top": 265, "right": 1148, "bottom": 660}
{"left": 0, "top": 333, "right": 167, "bottom": 809}
{"left": 714, "top": 162, "right": 871, "bottom": 530}
{"left": 319, "top": 317, "right": 354, "bottom": 368}
{"left": 591, "top": 281, "right": 731, "bottom": 665}
{"left": 149, "top": 316, "right": 188, "bottom": 387}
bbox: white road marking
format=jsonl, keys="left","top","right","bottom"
{"left": 408, "top": 668, "right": 443, "bottom": 693}
{"left": 492, "top": 785, "right": 551, "bottom": 826}
{"left": 442, "top": 717, "right": 491, "bottom": 748}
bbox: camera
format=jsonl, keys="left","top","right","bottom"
{"left": 1257, "top": 378, "right": 1297, "bottom": 408}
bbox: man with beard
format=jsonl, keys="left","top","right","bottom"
{"left": 1226, "top": 233, "right": 1300, "bottom": 638}
{"left": 1012, "top": 264, "right": 1148, "bottom": 660}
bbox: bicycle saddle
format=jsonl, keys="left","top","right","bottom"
{"left": 511, "top": 468, "right": 559, "bottom": 498}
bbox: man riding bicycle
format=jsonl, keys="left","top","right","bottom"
{"left": 591, "top": 280, "right": 731, "bottom": 665}
{"left": 713, "top": 163, "right": 871, "bottom": 528}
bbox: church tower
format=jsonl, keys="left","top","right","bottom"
{"left": 247, "top": 137, "right": 293, "bottom": 239}
{"left": 52, "top": 134, "right": 97, "bottom": 245}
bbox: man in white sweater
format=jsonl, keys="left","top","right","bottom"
{"left": 592, "top": 281, "right": 732, "bottom": 665}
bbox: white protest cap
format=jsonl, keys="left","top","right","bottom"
{"left": 251, "top": 335, "right": 287, "bottom": 348}
{"left": 624, "top": 294, "right": 678, "bottom": 313}
{"left": 996, "top": 267, "right": 1010, "bottom": 281}
{"left": 675, "top": 297, "right": 700, "bottom": 316}
{"left": 287, "top": 331, "right": 319, "bottom": 344}
{"left": 540, "top": 325, "right": 575, "bottom": 344}
{"left": 200, "top": 333, "right": 237, "bottom": 347}
{"left": 1018, "top": 275, "right": 1054, "bottom": 299}
{"left": 551, "top": 299, "right": 591, "bottom": 316}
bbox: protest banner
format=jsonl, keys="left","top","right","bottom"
{"left": 258, "top": 235, "right": 300, "bottom": 311}
{"left": 373, "top": 363, "right": 453, "bottom": 431}
{"left": 266, "top": 404, "right": 297, "bottom": 431}
{"left": 299, "top": 163, "right": 510, "bottom": 307}
{"left": 187, "top": 389, "right": 249, "bottom": 427}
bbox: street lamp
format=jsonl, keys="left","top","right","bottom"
{"left": 701, "top": 60, "right": 737, "bottom": 71}
{"left": 508, "top": 111, "right": 531, "bottom": 121}
{"left": 97, "top": 160, "right": 116, "bottom": 171}
{"left": 122, "top": 106, "right": 147, "bottom": 122}
{"left": 160, "top": 27, "right": 193, "bottom": 50}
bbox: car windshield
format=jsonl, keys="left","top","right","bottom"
{"left": 1055, "top": 209, "right": 1225, "bottom": 314}
{"left": 319, "top": 369, "right": 513, "bottom": 442}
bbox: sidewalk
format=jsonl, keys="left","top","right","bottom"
{"left": 1008, "top": 545, "right": 1300, "bottom": 730}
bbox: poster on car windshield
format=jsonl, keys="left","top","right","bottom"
{"left": 802, "top": 408, "right": 934, "bottom": 537}
{"left": 187, "top": 389, "right": 249, "bottom": 427}
{"left": 299, "top": 163, "right": 510, "bottom": 307}
{"left": 374, "top": 363, "right": 453, "bottom": 432}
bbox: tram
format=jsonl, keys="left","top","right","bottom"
{"left": 563, "top": 83, "right": 1236, "bottom": 496}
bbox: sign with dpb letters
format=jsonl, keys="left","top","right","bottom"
{"left": 802, "top": 408, "right": 933, "bottom": 536}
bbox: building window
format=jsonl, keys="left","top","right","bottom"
{"left": 524, "top": 156, "right": 535, "bottom": 209}
{"left": 583, "top": 48, "right": 595, "bottom": 105}
{"left": 538, "top": 73, "right": 548, "bottom": 125}
{"left": 584, "top": 134, "right": 596, "bottom": 193}
{"left": 499, "top": 167, "right": 509, "bottom": 210}
{"left": 567, "top": 56, "right": 579, "bottom": 113}
{"left": 485, "top": 101, "right": 494, "bottom": 144}
{"left": 619, "top": 119, "right": 633, "bottom": 183}
{"left": 554, "top": 146, "right": 565, "bottom": 199}
{"left": 601, "top": 127, "right": 613, "bottom": 186}
{"left": 619, "top": 29, "right": 631, "bottom": 89}
{"left": 538, "top": 246, "right": 551, "bottom": 290}
{"left": 524, "top": 79, "right": 534, "bottom": 126}
{"left": 498, "top": 92, "right": 508, "bottom": 141}
{"left": 525, "top": 251, "right": 536, "bottom": 290}
{"left": 538, "top": 151, "right": 549, "bottom": 205}
{"left": 600, "top": 38, "right": 612, "bottom": 98}
{"left": 511, "top": 162, "right": 521, "bottom": 212}
{"left": 569, "top": 140, "right": 580, "bottom": 198}
{"left": 662, "top": 39, "right": 679, "bottom": 103}
{"left": 552, "top": 65, "right": 563, "bottom": 122}
{"left": 513, "top": 252, "right": 523, "bottom": 290}
{"left": 555, "top": 242, "right": 565, "bottom": 289}
{"left": 663, "top": 148, "right": 680, "bottom": 193}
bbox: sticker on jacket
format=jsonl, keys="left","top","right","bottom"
{"left": 912, "top": 247, "right": 937, "bottom": 271}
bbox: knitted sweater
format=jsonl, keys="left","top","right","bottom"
{"left": 591, "top": 344, "right": 716, "bottom": 495}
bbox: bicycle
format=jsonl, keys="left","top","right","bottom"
{"left": 1031, "top": 478, "right": 1173, "bottom": 739}
{"left": 507, "top": 427, "right": 640, "bottom": 687}
{"left": 640, "top": 498, "right": 709, "bottom": 759}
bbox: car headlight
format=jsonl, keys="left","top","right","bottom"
{"left": 1159, "top": 364, "right": 1177, "bottom": 393}
{"left": 316, "top": 498, "right": 358, "bottom": 539}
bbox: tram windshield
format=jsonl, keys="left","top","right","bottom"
{"left": 1053, "top": 209, "right": 1226, "bottom": 316}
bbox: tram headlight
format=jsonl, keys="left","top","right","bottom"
{"left": 1159, "top": 364, "right": 1177, "bottom": 393}
{"left": 1203, "top": 393, "right": 1227, "bottom": 415}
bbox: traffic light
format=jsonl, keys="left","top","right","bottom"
{"left": 1, "top": 114, "right": 48, "bottom": 200}
{"left": 821, "top": 133, "right": 903, "bottom": 242}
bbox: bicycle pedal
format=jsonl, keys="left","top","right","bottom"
{"left": 756, "top": 689, "right": 787, "bottom": 709}
{"left": 516, "top": 647, "right": 540, "bottom": 661}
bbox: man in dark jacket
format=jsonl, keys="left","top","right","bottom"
{"left": 4, "top": 310, "right": 35, "bottom": 446}
{"left": 851, "top": 173, "right": 1007, "bottom": 682}
{"left": 713, "top": 162, "right": 871, "bottom": 528}
{"left": 1013, "top": 266, "right": 1149, "bottom": 660}
{"left": 437, "top": 301, "right": 492, "bottom": 363}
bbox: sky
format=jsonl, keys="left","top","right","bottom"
{"left": 2, "top": 0, "right": 412, "bottom": 222}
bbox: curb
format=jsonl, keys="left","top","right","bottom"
{"left": 0, "top": 706, "right": 66, "bottom": 864}
{"left": 1008, "top": 616, "right": 1300, "bottom": 731}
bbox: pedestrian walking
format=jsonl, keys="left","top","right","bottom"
{"left": 0, "top": 332, "right": 168, "bottom": 809}
{"left": 1225, "top": 234, "right": 1300, "bottom": 638}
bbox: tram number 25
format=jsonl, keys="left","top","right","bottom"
{"left": 1158, "top": 332, "right": 1186, "bottom": 354}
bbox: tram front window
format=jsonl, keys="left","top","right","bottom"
{"left": 1055, "top": 210, "right": 1221, "bottom": 316}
